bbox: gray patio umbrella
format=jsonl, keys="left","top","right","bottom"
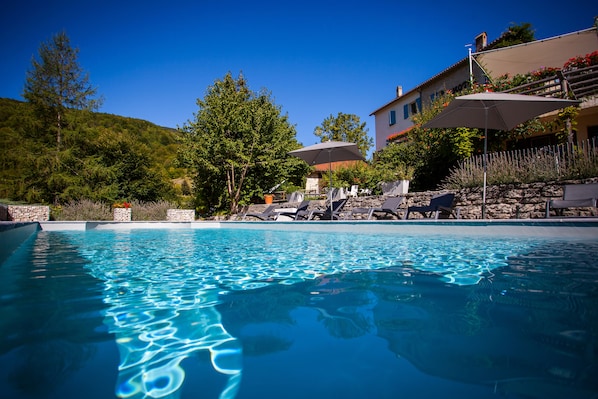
{"left": 423, "top": 92, "right": 580, "bottom": 218}
{"left": 289, "top": 140, "right": 364, "bottom": 218}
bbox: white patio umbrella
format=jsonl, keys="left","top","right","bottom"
{"left": 289, "top": 141, "right": 364, "bottom": 218}
{"left": 423, "top": 92, "right": 580, "bottom": 218}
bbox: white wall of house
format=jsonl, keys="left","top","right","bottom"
{"left": 419, "top": 64, "right": 471, "bottom": 109}
{"left": 372, "top": 63, "right": 472, "bottom": 151}
{"left": 373, "top": 91, "right": 421, "bottom": 151}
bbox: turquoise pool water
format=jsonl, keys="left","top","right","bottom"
{"left": 1, "top": 226, "right": 597, "bottom": 398}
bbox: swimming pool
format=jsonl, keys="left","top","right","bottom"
{"left": 1, "top": 221, "right": 597, "bottom": 398}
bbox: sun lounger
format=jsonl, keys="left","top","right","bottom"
{"left": 403, "top": 193, "right": 459, "bottom": 219}
{"left": 309, "top": 198, "right": 348, "bottom": 220}
{"left": 242, "top": 205, "right": 279, "bottom": 220}
{"left": 545, "top": 183, "right": 598, "bottom": 217}
{"left": 275, "top": 200, "right": 311, "bottom": 220}
{"left": 350, "top": 196, "right": 405, "bottom": 220}
{"left": 285, "top": 191, "right": 304, "bottom": 203}
{"left": 297, "top": 198, "right": 348, "bottom": 220}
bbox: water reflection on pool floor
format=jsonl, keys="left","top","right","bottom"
{"left": 0, "top": 228, "right": 597, "bottom": 399}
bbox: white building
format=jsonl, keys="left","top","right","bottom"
{"left": 371, "top": 25, "right": 598, "bottom": 151}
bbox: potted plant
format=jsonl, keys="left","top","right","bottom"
{"left": 378, "top": 163, "right": 414, "bottom": 195}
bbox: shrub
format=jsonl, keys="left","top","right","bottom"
{"left": 131, "top": 200, "right": 178, "bottom": 221}
{"left": 54, "top": 199, "right": 112, "bottom": 221}
{"left": 330, "top": 162, "right": 381, "bottom": 193}
{"left": 442, "top": 142, "right": 598, "bottom": 189}
{"left": 52, "top": 199, "right": 180, "bottom": 220}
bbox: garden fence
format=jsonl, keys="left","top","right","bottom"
{"left": 460, "top": 137, "right": 598, "bottom": 182}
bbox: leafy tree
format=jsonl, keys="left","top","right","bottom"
{"left": 178, "top": 73, "right": 307, "bottom": 215}
{"left": 314, "top": 112, "right": 372, "bottom": 158}
{"left": 23, "top": 31, "right": 102, "bottom": 148}
{"left": 372, "top": 142, "right": 417, "bottom": 181}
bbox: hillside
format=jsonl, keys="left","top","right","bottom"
{"left": 0, "top": 97, "right": 187, "bottom": 204}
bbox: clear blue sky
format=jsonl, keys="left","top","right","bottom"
{"left": 1, "top": 1, "right": 595, "bottom": 151}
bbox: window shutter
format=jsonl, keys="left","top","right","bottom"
{"left": 403, "top": 104, "right": 409, "bottom": 119}
{"left": 416, "top": 98, "right": 422, "bottom": 112}
{"left": 389, "top": 110, "right": 396, "bottom": 125}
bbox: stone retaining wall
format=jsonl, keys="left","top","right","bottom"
{"left": 2, "top": 179, "right": 596, "bottom": 222}
{"left": 454, "top": 178, "right": 598, "bottom": 219}
{"left": 166, "top": 209, "right": 195, "bottom": 221}
{"left": 2, "top": 205, "right": 50, "bottom": 222}
{"left": 237, "top": 178, "right": 598, "bottom": 220}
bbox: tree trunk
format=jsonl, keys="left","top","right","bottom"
{"left": 57, "top": 111, "right": 62, "bottom": 148}
{"left": 227, "top": 160, "right": 252, "bottom": 215}
{"left": 566, "top": 118, "right": 573, "bottom": 144}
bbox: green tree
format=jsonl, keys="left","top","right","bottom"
{"left": 0, "top": 98, "right": 178, "bottom": 204}
{"left": 491, "top": 23, "right": 535, "bottom": 49}
{"left": 372, "top": 142, "right": 417, "bottom": 181}
{"left": 23, "top": 31, "right": 102, "bottom": 148}
{"left": 178, "top": 72, "right": 307, "bottom": 215}
{"left": 314, "top": 112, "right": 372, "bottom": 158}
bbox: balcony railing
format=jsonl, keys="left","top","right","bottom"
{"left": 502, "top": 64, "right": 598, "bottom": 100}
{"left": 562, "top": 64, "right": 598, "bottom": 100}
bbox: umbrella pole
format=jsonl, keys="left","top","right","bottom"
{"left": 328, "top": 150, "right": 333, "bottom": 221}
{"left": 482, "top": 109, "right": 488, "bottom": 219}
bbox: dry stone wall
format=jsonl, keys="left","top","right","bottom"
{"left": 236, "top": 178, "right": 598, "bottom": 220}
{"left": 2, "top": 179, "right": 596, "bottom": 222}
{"left": 166, "top": 209, "right": 195, "bottom": 221}
{"left": 455, "top": 179, "right": 598, "bottom": 219}
{"left": 2, "top": 205, "right": 50, "bottom": 222}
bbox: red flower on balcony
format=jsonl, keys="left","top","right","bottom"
{"left": 563, "top": 51, "right": 598, "bottom": 71}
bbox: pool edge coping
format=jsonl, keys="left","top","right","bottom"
{"left": 29, "top": 218, "right": 598, "bottom": 238}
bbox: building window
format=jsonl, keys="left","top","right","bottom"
{"left": 389, "top": 110, "right": 396, "bottom": 125}
{"left": 410, "top": 102, "right": 418, "bottom": 115}
{"left": 404, "top": 98, "right": 422, "bottom": 119}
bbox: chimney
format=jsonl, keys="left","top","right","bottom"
{"left": 475, "top": 32, "right": 487, "bottom": 52}
{"left": 396, "top": 85, "right": 403, "bottom": 97}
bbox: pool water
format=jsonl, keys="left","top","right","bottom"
{"left": 1, "top": 227, "right": 597, "bottom": 399}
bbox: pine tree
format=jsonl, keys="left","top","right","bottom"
{"left": 23, "top": 31, "right": 101, "bottom": 148}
